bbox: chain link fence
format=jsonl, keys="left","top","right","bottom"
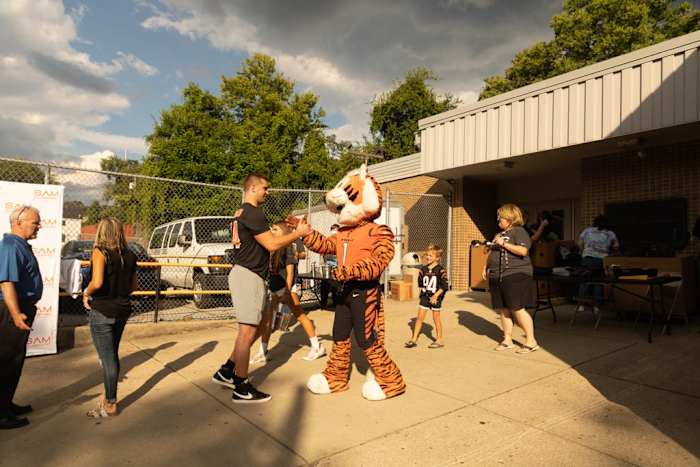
{"left": 1, "top": 156, "right": 450, "bottom": 327}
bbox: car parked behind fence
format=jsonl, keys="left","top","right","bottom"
{"left": 147, "top": 216, "right": 234, "bottom": 309}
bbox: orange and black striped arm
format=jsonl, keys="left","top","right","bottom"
{"left": 344, "top": 224, "right": 394, "bottom": 281}
{"left": 303, "top": 231, "right": 337, "bottom": 256}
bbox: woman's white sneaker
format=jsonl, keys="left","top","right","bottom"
{"left": 249, "top": 350, "right": 270, "bottom": 365}
{"left": 303, "top": 345, "right": 326, "bottom": 361}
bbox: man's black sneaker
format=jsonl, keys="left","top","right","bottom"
{"left": 0, "top": 413, "right": 29, "bottom": 430}
{"left": 212, "top": 366, "right": 236, "bottom": 389}
{"left": 232, "top": 380, "right": 271, "bottom": 404}
{"left": 10, "top": 403, "right": 32, "bottom": 416}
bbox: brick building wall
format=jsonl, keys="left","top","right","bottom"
{"left": 451, "top": 178, "right": 499, "bottom": 290}
{"left": 582, "top": 140, "right": 700, "bottom": 256}
{"left": 380, "top": 175, "right": 452, "bottom": 275}
{"left": 380, "top": 175, "right": 498, "bottom": 291}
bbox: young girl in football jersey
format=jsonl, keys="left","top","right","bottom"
{"left": 405, "top": 244, "right": 449, "bottom": 349}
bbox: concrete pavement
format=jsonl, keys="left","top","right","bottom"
{"left": 1, "top": 292, "right": 699, "bottom": 466}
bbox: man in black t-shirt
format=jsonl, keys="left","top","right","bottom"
{"left": 212, "top": 174, "right": 311, "bottom": 404}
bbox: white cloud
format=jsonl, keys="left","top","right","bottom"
{"left": 72, "top": 128, "right": 148, "bottom": 155}
{"left": 53, "top": 150, "right": 115, "bottom": 203}
{"left": 455, "top": 90, "right": 479, "bottom": 106}
{"left": 69, "top": 3, "right": 89, "bottom": 24}
{"left": 139, "top": 0, "right": 558, "bottom": 145}
{"left": 0, "top": 1, "right": 154, "bottom": 160}
{"left": 65, "top": 149, "right": 115, "bottom": 171}
{"left": 115, "top": 51, "right": 158, "bottom": 76}
{"left": 276, "top": 53, "right": 373, "bottom": 97}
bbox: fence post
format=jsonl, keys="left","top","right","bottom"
{"left": 154, "top": 267, "right": 161, "bottom": 323}
{"left": 446, "top": 193, "right": 453, "bottom": 289}
{"left": 384, "top": 189, "right": 391, "bottom": 297}
{"left": 44, "top": 165, "right": 51, "bottom": 184}
{"left": 307, "top": 190, "right": 312, "bottom": 220}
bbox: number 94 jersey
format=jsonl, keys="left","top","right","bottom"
{"left": 418, "top": 264, "right": 449, "bottom": 307}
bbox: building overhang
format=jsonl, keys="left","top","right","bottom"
{"left": 425, "top": 121, "right": 700, "bottom": 182}
{"left": 418, "top": 30, "right": 700, "bottom": 178}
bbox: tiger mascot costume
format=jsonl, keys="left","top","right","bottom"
{"left": 293, "top": 163, "right": 405, "bottom": 401}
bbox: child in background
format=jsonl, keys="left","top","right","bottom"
{"left": 250, "top": 222, "right": 326, "bottom": 363}
{"left": 405, "top": 244, "right": 449, "bottom": 349}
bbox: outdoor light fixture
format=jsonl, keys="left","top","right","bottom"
{"left": 617, "top": 137, "right": 641, "bottom": 148}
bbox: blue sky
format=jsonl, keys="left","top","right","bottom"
{"left": 62, "top": 1, "right": 246, "bottom": 153}
{"left": 2, "top": 0, "right": 698, "bottom": 172}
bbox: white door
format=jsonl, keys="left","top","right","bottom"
{"left": 376, "top": 205, "right": 403, "bottom": 277}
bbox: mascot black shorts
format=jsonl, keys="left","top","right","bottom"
{"left": 333, "top": 281, "right": 381, "bottom": 349}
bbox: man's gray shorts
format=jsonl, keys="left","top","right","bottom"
{"left": 229, "top": 265, "right": 269, "bottom": 325}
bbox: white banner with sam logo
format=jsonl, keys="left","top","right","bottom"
{"left": 1, "top": 181, "right": 64, "bottom": 356}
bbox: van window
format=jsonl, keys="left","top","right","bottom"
{"left": 164, "top": 225, "right": 174, "bottom": 249}
{"left": 194, "top": 218, "right": 233, "bottom": 244}
{"left": 149, "top": 227, "right": 167, "bottom": 249}
{"left": 168, "top": 223, "right": 182, "bottom": 247}
{"left": 182, "top": 221, "right": 193, "bottom": 241}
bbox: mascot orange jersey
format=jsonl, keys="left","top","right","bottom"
{"left": 300, "top": 164, "right": 405, "bottom": 401}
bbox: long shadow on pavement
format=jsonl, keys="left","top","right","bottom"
{"left": 32, "top": 341, "right": 177, "bottom": 413}
{"left": 120, "top": 340, "right": 217, "bottom": 411}
{"left": 455, "top": 303, "right": 700, "bottom": 461}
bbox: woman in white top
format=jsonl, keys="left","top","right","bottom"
{"left": 578, "top": 215, "right": 619, "bottom": 307}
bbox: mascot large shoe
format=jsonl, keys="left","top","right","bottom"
{"left": 297, "top": 164, "right": 406, "bottom": 401}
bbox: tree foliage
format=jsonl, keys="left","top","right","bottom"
{"left": 0, "top": 160, "right": 49, "bottom": 184}
{"left": 144, "top": 53, "right": 338, "bottom": 190}
{"left": 98, "top": 54, "right": 355, "bottom": 236}
{"left": 480, "top": 0, "right": 700, "bottom": 99}
{"left": 370, "top": 68, "right": 460, "bottom": 160}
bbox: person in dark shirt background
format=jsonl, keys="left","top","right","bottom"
{"left": 212, "top": 174, "right": 310, "bottom": 404}
{"left": 483, "top": 204, "right": 539, "bottom": 354}
{"left": 82, "top": 217, "right": 137, "bottom": 418}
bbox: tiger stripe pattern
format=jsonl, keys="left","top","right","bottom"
{"left": 322, "top": 339, "right": 352, "bottom": 393}
{"left": 339, "top": 224, "right": 394, "bottom": 281}
{"left": 302, "top": 230, "right": 336, "bottom": 256}
{"left": 304, "top": 163, "right": 404, "bottom": 400}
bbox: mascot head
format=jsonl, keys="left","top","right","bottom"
{"left": 326, "top": 163, "right": 383, "bottom": 226}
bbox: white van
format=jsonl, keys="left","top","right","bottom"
{"left": 147, "top": 216, "right": 234, "bottom": 309}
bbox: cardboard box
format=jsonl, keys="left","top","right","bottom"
{"left": 390, "top": 280, "right": 412, "bottom": 301}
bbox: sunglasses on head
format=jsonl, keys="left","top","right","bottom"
{"left": 16, "top": 206, "right": 29, "bottom": 222}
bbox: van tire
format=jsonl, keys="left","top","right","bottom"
{"left": 193, "top": 273, "right": 216, "bottom": 309}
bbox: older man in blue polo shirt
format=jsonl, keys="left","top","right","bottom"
{"left": 0, "top": 205, "right": 42, "bottom": 430}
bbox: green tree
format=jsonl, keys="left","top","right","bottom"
{"left": 63, "top": 200, "right": 86, "bottom": 219}
{"left": 83, "top": 200, "right": 110, "bottom": 225}
{"left": 480, "top": 0, "right": 700, "bottom": 99}
{"left": 370, "top": 68, "right": 460, "bottom": 160}
{"left": 144, "top": 53, "right": 337, "bottom": 189}
{"left": 0, "top": 160, "right": 49, "bottom": 184}
{"left": 136, "top": 53, "right": 346, "bottom": 234}
{"left": 98, "top": 154, "right": 144, "bottom": 225}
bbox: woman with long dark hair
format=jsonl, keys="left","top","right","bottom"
{"left": 82, "top": 218, "right": 137, "bottom": 417}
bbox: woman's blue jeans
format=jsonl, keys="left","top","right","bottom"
{"left": 578, "top": 256, "right": 605, "bottom": 305}
{"left": 89, "top": 309, "right": 127, "bottom": 403}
